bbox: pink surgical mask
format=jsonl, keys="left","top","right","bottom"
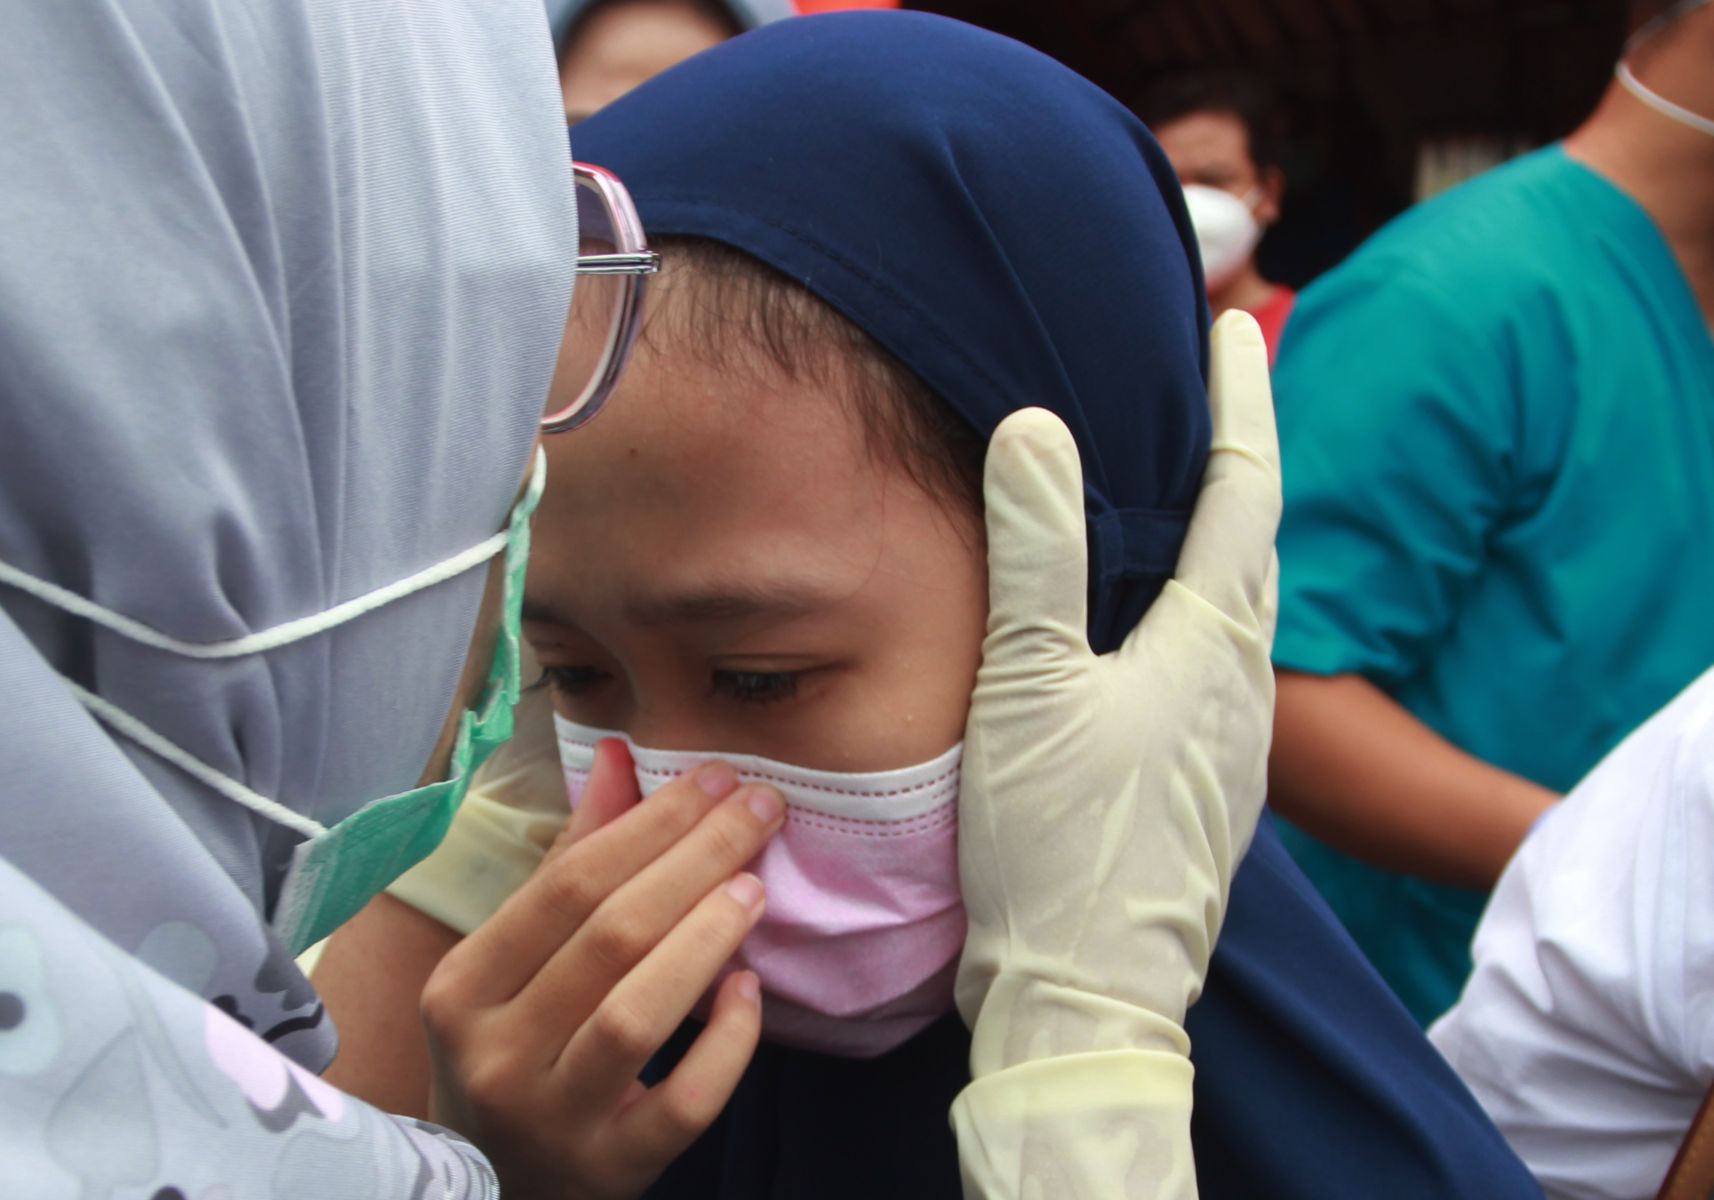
{"left": 553, "top": 713, "right": 966, "bottom": 1058}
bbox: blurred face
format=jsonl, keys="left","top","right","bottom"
{"left": 560, "top": 0, "right": 734, "bottom": 121}
{"left": 525, "top": 318, "right": 989, "bottom": 772}
{"left": 1154, "top": 109, "right": 1282, "bottom": 226}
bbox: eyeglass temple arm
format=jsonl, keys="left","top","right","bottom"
{"left": 573, "top": 251, "right": 661, "bottom": 276}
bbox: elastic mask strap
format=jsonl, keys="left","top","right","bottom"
{"left": 1614, "top": 0, "right": 1714, "bottom": 139}
{"left": 65, "top": 678, "right": 326, "bottom": 838}
{"left": 0, "top": 449, "right": 547, "bottom": 660}
{"left": 1615, "top": 61, "right": 1714, "bottom": 138}
{"left": 9, "top": 449, "right": 546, "bottom": 836}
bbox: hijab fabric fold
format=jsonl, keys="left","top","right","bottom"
{"left": 572, "top": 10, "right": 1212, "bottom": 651}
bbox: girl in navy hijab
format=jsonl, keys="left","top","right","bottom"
{"left": 327, "top": 12, "right": 1539, "bottom": 1197}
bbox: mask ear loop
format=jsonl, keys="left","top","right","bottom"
{"left": 0, "top": 531, "right": 509, "bottom": 660}
{"left": 5, "top": 449, "right": 548, "bottom": 836}
{"left": 1615, "top": 61, "right": 1714, "bottom": 138}
{"left": 0, "top": 451, "right": 547, "bottom": 660}
{"left": 63, "top": 677, "right": 326, "bottom": 838}
{"left": 1613, "top": 0, "right": 1714, "bottom": 139}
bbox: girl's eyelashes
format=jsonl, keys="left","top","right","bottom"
{"left": 536, "top": 662, "right": 811, "bottom": 705}
{"left": 710, "top": 668, "right": 801, "bottom": 705}
{"left": 539, "top": 664, "right": 613, "bottom": 696}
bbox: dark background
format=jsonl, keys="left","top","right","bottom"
{"left": 906, "top": 1, "right": 1635, "bottom": 286}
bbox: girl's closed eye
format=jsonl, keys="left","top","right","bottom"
{"left": 710, "top": 668, "right": 800, "bottom": 705}
{"left": 538, "top": 664, "right": 612, "bottom": 696}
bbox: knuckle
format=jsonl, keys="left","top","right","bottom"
{"left": 647, "top": 769, "right": 721, "bottom": 821}
{"left": 583, "top": 909, "right": 655, "bottom": 974}
{"left": 699, "top": 807, "right": 760, "bottom": 869}
{"left": 589, "top": 998, "right": 658, "bottom": 1062}
{"left": 459, "top": 1054, "right": 524, "bottom": 1112}
{"left": 699, "top": 888, "right": 758, "bottom": 945}
{"left": 654, "top": 1084, "right": 717, "bottom": 1142}
{"left": 418, "top": 967, "right": 467, "bottom": 1036}
{"left": 536, "top": 858, "right": 603, "bottom": 922}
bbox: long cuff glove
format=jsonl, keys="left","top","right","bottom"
{"left": 950, "top": 311, "right": 1282, "bottom": 1199}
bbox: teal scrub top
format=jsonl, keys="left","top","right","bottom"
{"left": 1271, "top": 145, "right": 1714, "bottom": 1026}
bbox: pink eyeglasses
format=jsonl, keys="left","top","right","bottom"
{"left": 542, "top": 162, "right": 661, "bottom": 433}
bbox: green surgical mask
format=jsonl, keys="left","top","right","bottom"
{"left": 271, "top": 452, "right": 542, "bottom": 953}
{"left": 0, "top": 450, "right": 545, "bottom": 956}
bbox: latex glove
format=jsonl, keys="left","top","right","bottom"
{"left": 950, "top": 311, "right": 1281, "bottom": 1198}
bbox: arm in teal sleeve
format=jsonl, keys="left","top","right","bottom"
{"left": 1267, "top": 262, "right": 1556, "bottom": 886}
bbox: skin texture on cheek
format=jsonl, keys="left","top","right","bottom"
{"left": 528, "top": 335, "right": 988, "bottom": 772}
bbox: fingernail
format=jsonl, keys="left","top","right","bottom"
{"left": 744, "top": 785, "right": 784, "bottom": 826}
{"left": 735, "top": 971, "right": 761, "bottom": 1003}
{"left": 724, "top": 873, "right": 764, "bottom": 910}
{"left": 694, "top": 761, "right": 738, "bottom": 799}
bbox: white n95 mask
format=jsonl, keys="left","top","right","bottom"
{"left": 554, "top": 713, "right": 966, "bottom": 1058}
{"left": 1181, "top": 183, "right": 1263, "bottom": 290}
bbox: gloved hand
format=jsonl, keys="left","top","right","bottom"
{"left": 950, "top": 311, "right": 1281, "bottom": 1198}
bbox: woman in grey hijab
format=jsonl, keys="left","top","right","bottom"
{"left": 0, "top": 2, "right": 1288, "bottom": 1196}
{"left": 0, "top": 0, "right": 574, "bottom": 1193}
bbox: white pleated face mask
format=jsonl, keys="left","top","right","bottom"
{"left": 1181, "top": 184, "right": 1263, "bottom": 291}
{"left": 554, "top": 713, "right": 967, "bottom": 1057}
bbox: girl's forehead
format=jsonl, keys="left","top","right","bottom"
{"left": 539, "top": 342, "right": 888, "bottom": 569}
{"left": 530, "top": 338, "right": 984, "bottom": 641}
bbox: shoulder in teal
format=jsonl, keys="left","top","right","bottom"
{"left": 1269, "top": 143, "right": 1714, "bottom": 1023}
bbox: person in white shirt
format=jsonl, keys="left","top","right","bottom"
{"left": 1431, "top": 664, "right": 1714, "bottom": 1200}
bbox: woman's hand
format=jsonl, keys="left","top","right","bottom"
{"left": 950, "top": 310, "right": 1282, "bottom": 1196}
{"left": 422, "top": 739, "right": 784, "bottom": 1200}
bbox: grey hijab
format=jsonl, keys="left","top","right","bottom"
{"left": 0, "top": 0, "right": 573, "bottom": 1192}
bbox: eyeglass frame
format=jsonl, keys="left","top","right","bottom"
{"left": 542, "top": 161, "right": 662, "bottom": 433}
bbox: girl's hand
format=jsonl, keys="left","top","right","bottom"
{"left": 422, "top": 738, "right": 784, "bottom": 1200}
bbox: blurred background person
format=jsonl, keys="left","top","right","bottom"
{"left": 1141, "top": 73, "right": 1296, "bottom": 361}
{"left": 915, "top": 0, "right": 1661, "bottom": 307}
{"left": 549, "top": 0, "right": 898, "bottom": 121}
{"left": 1264, "top": 0, "right": 1714, "bottom": 1025}
{"left": 1431, "top": 663, "right": 1714, "bottom": 1200}
{"left": 548, "top": 0, "right": 792, "bottom": 121}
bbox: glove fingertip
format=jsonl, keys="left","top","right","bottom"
{"left": 982, "top": 407, "right": 1090, "bottom": 640}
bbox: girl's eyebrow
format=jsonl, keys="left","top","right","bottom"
{"left": 519, "top": 577, "right": 839, "bottom": 632}
{"left": 621, "top": 579, "right": 836, "bottom": 627}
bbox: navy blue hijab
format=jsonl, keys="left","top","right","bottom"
{"left": 574, "top": 11, "right": 1207, "bottom": 651}
{"left": 574, "top": 13, "right": 1538, "bottom": 1199}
